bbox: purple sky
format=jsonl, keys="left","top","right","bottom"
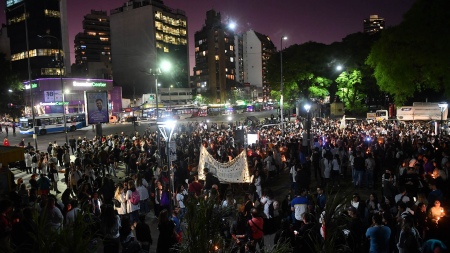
{"left": 1, "top": 0, "right": 415, "bottom": 74}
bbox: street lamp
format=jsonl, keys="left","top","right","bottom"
{"left": 150, "top": 60, "right": 171, "bottom": 120}
{"left": 304, "top": 104, "right": 311, "bottom": 155}
{"left": 38, "top": 33, "right": 67, "bottom": 144}
{"left": 440, "top": 103, "right": 448, "bottom": 136}
{"left": 169, "top": 85, "right": 173, "bottom": 111}
{"left": 157, "top": 120, "right": 177, "bottom": 209}
{"left": 280, "top": 36, "right": 287, "bottom": 130}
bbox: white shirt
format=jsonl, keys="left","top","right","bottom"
{"left": 24, "top": 153, "right": 32, "bottom": 167}
{"left": 137, "top": 185, "right": 149, "bottom": 201}
{"left": 290, "top": 166, "right": 297, "bottom": 182}
{"left": 114, "top": 192, "right": 127, "bottom": 215}
{"left": 65, "top": 207, "right": 82, "bottom": 225}
{"left": 264, "top": 199, "right": 274, "bottom": 218}
{"left": 177, "top": 192, "right": 186, "bottom": 208}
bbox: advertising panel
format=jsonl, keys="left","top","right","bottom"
{"left": 86, "top": 91, "right": 109, "bottom": 124}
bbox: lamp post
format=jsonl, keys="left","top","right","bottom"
{"left": 38, "top": 34, "right": 67, "bottom": 144}
{"left": 440, "top": 104, "right": 448, "bottom": 136}
{"left": 150, "top": 60, "right": 171, "bottom": 121}
{"left": 157, "top": 120, "right": 177, "bottom": 209}
{"left": 169, "top": 85, "right": 173, "bottom": 111}
{"left": 280, "top": 36, "right": 287, "bottom": 131}
{"left": 16, "top": 3, "right": 38, "bottom": 150}
{"left": 304, "top": 104, "right": 311, "bottom": 155}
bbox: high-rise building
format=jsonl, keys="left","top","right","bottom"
{"left": 0, "top": 24, "right": 11, "bottom": 60}
{"left": 110, "top": 0, "right": 189, "bottom": 98}
{"left": 72, "top": 10, "right": 111, "bottom": 79}
{"left": 364, "top": 15, "right": 385, "bottom": 34}
{"left": 5, "top": 0, "right": 70, "bottom": 80}
{"left": 242, "top": 30, "right": 275, "bottom": 102}
{"left": 193, "top": 9, "right": 236, "bottom": 103}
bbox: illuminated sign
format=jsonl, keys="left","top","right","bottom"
{"left": 40, "top": 102, "right": 69, "bottom": 106}
{"left": 24, "top": 83, "right": 38, "bottom": 89}
{"left": 73, "top": 81, "right": 107, "bottom": 87}
{"left": 6, "top": 0, "right": 24, "bottom": 8}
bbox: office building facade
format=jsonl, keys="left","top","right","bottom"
{"left": 193, "top": 9, "right": 236, "bottom": 103}
{"left": 364, "top": 15, "right": 385, "bottom": 34}
{"left": 110, "top": 0, "right": 189, "bottom": 98}
{"left": 5, "top": 0, "right": 70, "bottom": 80}
{"left": 72, "top": 10, "right": 112, "bottom": 79}
{"left": 242, "top": 30, "right": 275, "bottom": 102}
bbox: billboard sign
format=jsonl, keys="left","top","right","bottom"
{"left": 86, "top": 91, "right": 109, "bottom": 124}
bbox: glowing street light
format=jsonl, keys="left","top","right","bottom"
{"left": 280, "top": 36, "right": 288, "bottom": 131}
{"left": 304, "top": 103, "right": 311, "bottom": 155}
{"left": 228, "top": 21, "right": 236, "bottom": 30}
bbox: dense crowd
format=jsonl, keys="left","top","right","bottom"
{"left": 0, "top": 117, "right": 449, "bottom": 253}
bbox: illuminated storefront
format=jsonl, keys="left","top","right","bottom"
{"left": 23, "top": 78, "right": 122, "bottom": 116}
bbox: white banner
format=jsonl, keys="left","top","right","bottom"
{"left": 198, "top": 145, "right": 251, "bottom": 183}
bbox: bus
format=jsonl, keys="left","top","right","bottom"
{"left": 171, "top": 105, "right": 199, "bottom": 119}
{"left": 19, "top": 113, "right": 86, "bottom": 135}
{"left": 397, "top": 103, "right": 448, "bottom": 121}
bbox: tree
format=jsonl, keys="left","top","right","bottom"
{"left": 366, "top": 0, "right": 450, "bottom": 105}
{"left": 267, "top": 42, "right": 332, "bottom": 102}
{"left": 0, "top": 53, "right": 24, "bottom": 120}
{"left": 335, "top": 70, "right": 367, "bottom": 113}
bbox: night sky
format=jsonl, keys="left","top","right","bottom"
{"left": 1, "top": 0, "right": 415, "bottom": 74}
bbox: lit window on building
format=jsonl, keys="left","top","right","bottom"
{"left": 100, "top": 37, "right": 109, "bottom": 41}
{"left": 44, "top": 9, "right": 60, "bottom": 18}
{"left": 230, "top": 45, "right": 234, "bottom": 51}
{"left": 215, "top": 55, "right": 219, "bottom": 61}
{"left": 87, "top": 32, "right": 97, "bottom": 36}
{"left": 7, "top": 13, "right": 26, "bottom": 24}
{"left": 41, "top": 67, "right": 65, "bottom": 76}
{"left": 230, "top": 57, "right": 234, "bottom": 62}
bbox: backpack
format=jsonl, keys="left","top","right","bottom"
{"left": 112, "top": 198, "right": 121, "bottom": 208}
{"left": 400, "top": 230, "right": 421, "bottom": 253}
{"left": 130, "top": 190, "right": 140, "bottom": 205}
{"left": 32, "top": 155, "right": 38, "bottom": 163}
{"left": 268, "top": 202, "right": 275, "bottom": 218}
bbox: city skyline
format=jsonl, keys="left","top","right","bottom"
{"left": 0, "top": 0, "right": 415, "bottom": 75}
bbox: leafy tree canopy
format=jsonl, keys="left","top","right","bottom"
{"left": 366, "top": 0, "right": 450, "bottom": 105}
{"left": 0, "top": 53, "right": 24, "bottom": 120}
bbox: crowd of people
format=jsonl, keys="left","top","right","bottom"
{"left": 0, "top": 117, "right": 449, "bottom": 253}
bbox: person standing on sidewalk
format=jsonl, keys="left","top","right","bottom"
{"left": 24, "top": 150, "right": 32, "bottom": 174}
{"left": 48, "top": 162, "right": 60, "bottom": 194}
{"left": 63, "top": 150, "right": 71, "bottom": 170}
{"left": 353, "top": 151, "right": 366, "bottom": 188}
{"left": 69, "top": 136, "right": 76, "bottom": 154}
{"left": 247, "top": 208, "right": 265, "bottom": 252}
